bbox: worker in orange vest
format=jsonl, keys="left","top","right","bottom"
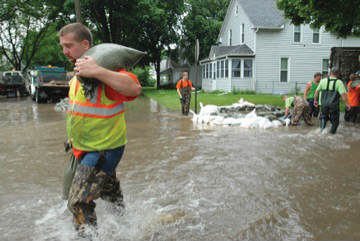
{"left": 346, "top": 73, "right": 360, "bottom": 123}
{"left": 176, "top": 71, "right": 195, "bottom": 116}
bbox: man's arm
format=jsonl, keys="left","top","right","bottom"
{"left": 284, "top": 107, "right": 290, "bottom": 117}
{"left": 304, "top": 81, "right": 311, "bottom": 100}
{"left": 177, "top": 88, "right": 182, "bottom": 98}
{"left": 75, "top": 56, "right": 141, "bottom": 97}
{"left": 341, "top": 92, "right": 350, "bottom": 109}
{"left": 314, "top": 90, "right": 319, "bottom": 107}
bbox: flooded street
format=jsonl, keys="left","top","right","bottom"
{"left": 0, "top": 96, "right": 359, "bottom": 241}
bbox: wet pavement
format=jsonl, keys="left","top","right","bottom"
{"left": 0, "top": 96, "right": 359, "bottom": 240}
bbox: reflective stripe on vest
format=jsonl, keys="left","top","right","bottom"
{"left": 68, "top": 80, "right": 125, "bottom": 117}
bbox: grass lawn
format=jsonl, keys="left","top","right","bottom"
{"left": 141, "top": 87, "right": 284, "bottom": 111}
{"left": 141, "top": 87, "right": 347, "bottom": 112}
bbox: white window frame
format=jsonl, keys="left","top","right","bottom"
{"left": 202, "top": 65, "right": 205, "bottom": 79}
{"left": 312, "top": 28, "right": 321, "bottom": 44}
{"left": 322, "top": 59, "right": 329, "bottom": 77}
{"left": 209, "top": 63, "right": 212, "bottom": 79}
{"left": 217, "top": 61, "right": 220, "bottom": 78}
{"left": 293, "top": 25, "right": 302, "bottom": 43}
{"left": 235, "top": 5, "right": 239, "bottom": 16}
{"left": 240, "top": 24, "right": 245, "bottom": 44}
{"left": 243, "top": 59, "right": 253, "bottom": 78}
{"left": 280, "top": 57, "right": 290, "bottom": 82}
{"left": 228, "top": 29, "right": 232, "bottom": 46}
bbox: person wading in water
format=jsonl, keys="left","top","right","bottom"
{"left": 176, "top": 71, "right": 195, "bottom": 116}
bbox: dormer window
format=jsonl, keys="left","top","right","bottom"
{"left": 312, "top": 28, "right": 320, "bottom": 44}
{"left": 229, "top": 29, "right": 232, "bottom": 46}
{"left": 294, "top": 25, "right": 301, "bottom": 43}
{"left": 240, "top": 24, "right": 245, "bottom": 44}
{"left": 235, "top": 6, "right": 239, "bottom": 16}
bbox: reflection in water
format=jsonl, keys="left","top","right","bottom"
{"left": 0, "top": 96, "right": 359, "bottom": 240}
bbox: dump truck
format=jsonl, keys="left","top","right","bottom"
{"left": 330, "top": 47, "right": 360, "bottom": 84}
{"left": 0, "top": 70, "right": 29, "bottom": 97}
{"left": 29, "top": 66, "right": 69, "bottom": 103}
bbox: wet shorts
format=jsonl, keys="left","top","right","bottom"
{"left": 79, "top": 146, "right": 125, "bottom": 174}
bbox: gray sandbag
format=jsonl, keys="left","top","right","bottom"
{"left": 77, "top": 43, "right": 146, "bottom": 98}
{"left": 350, "top": 79, "right": 360, "bottom": 88}
{"left": 62, "top": 153, "right": 79, "bottom": 200}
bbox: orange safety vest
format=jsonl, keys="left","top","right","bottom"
{"left": 347, "top": 81, "right": 360, "bottom": 107}
{"left": 67, "top": 77, "right": 127, "bottom": 151}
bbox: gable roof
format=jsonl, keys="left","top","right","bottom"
{"left": 200, "top": 44, "right": 254, "bottom": 62}
{"left": 212, "top": 44, "right": 254, "bottom": 57}
{"left": 238, "top": 0, "right": 285, "bottom": 28}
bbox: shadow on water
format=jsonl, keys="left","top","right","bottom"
{"left": 0, "top": 96, "right": 359, "bottom": 240}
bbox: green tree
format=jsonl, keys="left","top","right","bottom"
{"left": 64, "top": 0, "right": 185, "bottom": 88}
{"left": 0, "top": 0, "right": 68, "bottom": 70}
{"left": 276, "top": 0, "right": 360, "bottom": 38}
{"left": 181, "top": 0, "right": 230, "bottom": 64}
{"left": 29, "top": 25, "right": 72, "bottom": 69}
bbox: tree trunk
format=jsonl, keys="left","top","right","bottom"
{"left": 75, "top": 0, "right": 82, "bottom": 23}
{"left": 155, "top": 55, "right": 161, "bottom": 89}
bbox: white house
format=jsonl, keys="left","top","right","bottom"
{"left": 200, "top": 0, "right": 360, "bottom": 94}
{"left": 160, "top": 52, "right": 202, "bottom": 87}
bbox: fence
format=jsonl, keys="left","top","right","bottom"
{"left": 255, "top": 81, "right": 308, "bottom": 95}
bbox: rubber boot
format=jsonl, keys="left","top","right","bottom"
{"left": 320, "top": 119, "right": 326, "bottom": 132}
{"left": 330, "top": 124, "right": 338, "bottom": 134}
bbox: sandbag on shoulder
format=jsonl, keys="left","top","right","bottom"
{"left": 350, "top": 79, "right": 360, "bottom": 88}
{"left": 77, "top": 43, "right": 145, "bottom": 97}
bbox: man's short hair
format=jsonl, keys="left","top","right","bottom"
{"left": 330, "top": 67, "right": 339, "bottom": 74}
{"left": 59, "top": 23, "right": 93, "bottom": 46}
{"left": 314, "top": 72, "right": 322, "bottom": 77}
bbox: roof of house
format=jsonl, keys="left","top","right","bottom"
{"left": 200, "top": 44, "right": 254, "bottom": 62}
{"left": 238, "top": 0, "right": 285, "bottom": 28}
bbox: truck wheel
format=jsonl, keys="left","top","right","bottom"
{"left": 35, "top": 90, "right": 42, "bottom": 103}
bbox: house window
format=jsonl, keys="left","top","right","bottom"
{"left": 312, "top": 28, "right": 320, "bottom": 43}
{"left": 225, "top": 60, "right": 229, "bottom": 78}
{"left": 294, "top": 25, "right": 301, "bottom": 43}
{"left": 243, "top": 59, "right": 253, "bottom": 77}
{"left": 217, "top": 61, "right": 220, "bottom": 78}
{"left": 209, "top": 63, "right": 212, "bottom": 79}
{"left": 240, "top": 24, "right": 245, "bottom": 44}
{"left": 235, "top": 6, "right": 239, "bottom": 16}
{"left": 221, "top": 61, "right": 224, "bottom": 78}
{"left": 280, "top": 58, "right": 289, "bottom": 82}
{"left": 232, "top": 59, "right": 241, "bottom": 77}
{"left": 213, "top": 63, "right": 216, "bottom": 79}
{"left": 202, "top": 65, "right": 205, "bottom": 79}
{"left": 205, "top": 64, "right": 208, "bottom": 79}
{"left": 229, "top": 29, "right": 232, "bottom": 46}
{"left": 322, "top": 59, "right": 329, "bottom": 77}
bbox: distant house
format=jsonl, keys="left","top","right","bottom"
{"left": 200, "top": 0, "right": 360, "bottom": 94}
{"left": 160, "top": 52, "right": 202, "bottom": 88}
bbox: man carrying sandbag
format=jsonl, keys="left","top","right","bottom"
{"left": 59, "top": 23, "right": 143, "bottom": 235}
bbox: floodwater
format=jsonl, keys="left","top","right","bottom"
{"left": 0, "top": 96, "right": 359, "bottom": 241}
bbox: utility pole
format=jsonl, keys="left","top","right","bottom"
{"left": 194, "top": 39, "right": 199, "bottom": 113}
{"left": 75, "top": 0, "right": 82, "bottom": 23}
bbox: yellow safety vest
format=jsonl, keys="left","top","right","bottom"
{"left": 66, "top": 77, "right": 126, "bottom": 151}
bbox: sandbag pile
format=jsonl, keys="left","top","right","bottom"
{"left": 54, "top": 97, "right": 69, "bottom": 112}
{"left": 190, "top": 98, "right": 288, "bottom": 129}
